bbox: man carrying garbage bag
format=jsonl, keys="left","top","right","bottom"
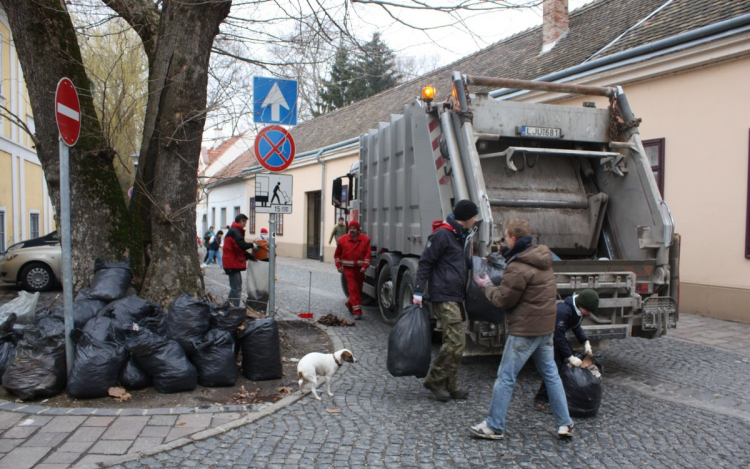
{"left": 223, "top": 214, "right": 255, "bottom": 307}
{"left": 534, "top": 289, "right": 599, "bottom": 412}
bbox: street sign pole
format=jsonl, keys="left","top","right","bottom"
{"left": 268, "top": 217, "right": 276, "bottom": 317}
{"left": 55, "top": 77, "right": 81, "bottom": 374}
{"left": 59, "top": 139, "right": 74, "bottom": 373}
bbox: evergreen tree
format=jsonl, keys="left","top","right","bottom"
{"left": 352, "top": 33, "right": 401, "bottom": 99}
{"left": 316, "top": 43, "right": 356, "bottom": 116}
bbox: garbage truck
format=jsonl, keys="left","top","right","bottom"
{"left": 332, "top": 73, "right": 679, "bottom": 353}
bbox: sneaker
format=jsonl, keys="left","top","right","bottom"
{"left": 449, "top": 389, "right": 469, "bottom": 399}
{"left": 558, "top": 423, "right": 575, "bottom": 438}
{"left": 353, "top": 313, "right": 362, "bottom": 320}
{"left": 200, "top": 264, "right": 208, "bottom": 269}
{"left": 469, "top": 421, "right": 504, "bottom": 440}
{"left": 423, "top": 382, "right": 450, "bottom": 402}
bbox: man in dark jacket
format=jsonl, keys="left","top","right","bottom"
{"left": 469, "top": 219, "right": 574, "bottom": 440}
{"left": 223, "top": 214, "right": 255, "bottom": 307}
{"left": 414, "top": 199, "right": 477, "bottom": 402}
{"left": 534, "top": 289, "right": 599, "bottom": 410}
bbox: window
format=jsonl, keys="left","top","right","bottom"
{"left": 220, "top": 207, "right": 227, "bottom": 228}
{"left": 249, "top": 197, "right": 256, "bottom": 234}
{"left": 272, "top": 213, "right": 284, "bottom": 236}
{"left": 211, "top": 207, "right": 216, "bottom": 228}
{"left": 0, "top": 210, "right": 5, "bottom": 252}
{"left": 334, "top": 184, "right": 349, "bottom": 222}
{"left": 30, "top": 213, "right": 40, "bottom": 239}
{"left": 234, "top": 206, "right": 240, "bottom": 219}
{"left": 643, "top": 139, "right": 665, "bottom": 196}
{"left": 202, "top": 214, "right": 207, "bottom": 235}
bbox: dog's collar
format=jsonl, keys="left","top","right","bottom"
{"left": 333, "top": 355, "right": 342, "bottom": 367}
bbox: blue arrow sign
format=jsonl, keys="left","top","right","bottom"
{"left": 254, "top": 77, "right": 298, "bottom": 125}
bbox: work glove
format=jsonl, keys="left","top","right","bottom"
{"left": 412, "top": 294, "right": 423, "bottom": 308}
{"left": 583, "top": 341, "right": 593, "bottom": 357}
{"left": 567, "top": 356, "right": 583, "bottom": 367}
{"left": 474, "top": 274, "right": 491, "bottom": 289}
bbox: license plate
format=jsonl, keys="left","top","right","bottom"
{"left": 520, "top": 125, "right": 562, "bottom": 138}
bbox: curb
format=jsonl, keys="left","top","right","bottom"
{"left": 73, "top": 314, "right": 345, "bottom": 468}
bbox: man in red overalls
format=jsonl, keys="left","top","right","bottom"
{"left": 334, "top": 221, "right": 371, "bottom": 319}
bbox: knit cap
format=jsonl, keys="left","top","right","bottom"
{"left": 575, "top": 289, "right": 599, "bottom": 313}
{"left": 453, "top": 199, "right": 478, "bottom": 221}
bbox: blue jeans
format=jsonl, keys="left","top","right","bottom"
{"left": 228, "top": 271, "right": 243, "bottom": 307}
{"left": 486, "top": 333, "right": 572, "bottom": 433}
{"left": 205, "top": 250, "right": 222, "bottom": 267}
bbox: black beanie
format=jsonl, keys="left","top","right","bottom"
{"left": 453, "top": 199, "right": 478, "bottom": 221}
{"left": 575, "top": 289, "right": 599, "bottom": 313}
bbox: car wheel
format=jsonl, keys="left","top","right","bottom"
{"left": 20, "top": 263, "right": 55, "bottom": 292}
{"left": 377, "top": 265, "right": 398, "bottom": 326}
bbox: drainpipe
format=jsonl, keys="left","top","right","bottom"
{"left": 316, "top": 149, "right": 325, "bottom": 262}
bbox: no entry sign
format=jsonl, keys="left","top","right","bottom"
{"left": 55, "top": 78, "right": 81, "bottom": 146}
{"left": 254, "top": 125, "right": 295, "bottom": 172}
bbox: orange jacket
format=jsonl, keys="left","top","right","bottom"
{"left": 334, "top": 233, "right": 371, "bottom": 270}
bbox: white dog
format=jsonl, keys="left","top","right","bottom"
{"left": 297, "top": 349, "right": 357, "bottom": 400}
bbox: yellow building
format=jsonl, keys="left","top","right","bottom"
{"left": 0, "top": 7, "right": 54, "bottom": 252}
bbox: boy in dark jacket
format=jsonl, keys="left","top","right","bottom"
{"left": 534, "top": 289, "right": 599, "bottom": 411}
{"left": 469, "top": 219, "right": 574, "bottom": 440}
{"left": 414, "top": 199, "right": 477, "bottom": 402}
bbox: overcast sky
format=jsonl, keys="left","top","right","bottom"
{"left": 350, "top": 0, "right": 596, "bottom": 68}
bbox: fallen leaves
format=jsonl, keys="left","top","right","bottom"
{"left": 325, "top": 408, "right": 341, "bottom": 414}
{"left": 317, "top": 314, "right": 355, "bottom": 327}
{"left": 108, "top": 387, "right": 131, "bottom": 402}
{"left": 277, "top": 386, "right": 292, "bottom": 395}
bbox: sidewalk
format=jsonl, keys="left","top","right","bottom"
{"left": 668, "top": 312, "right": 750, "bottom": 356}
{"left": 0, "top": 308, "right": 343, "bottom": 469}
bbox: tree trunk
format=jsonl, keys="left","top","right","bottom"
{"left": 135, "top": 0, "right": 231, "bottom": 304}
{"left": 1, "top": 0, "right": 135, "bottom": 291}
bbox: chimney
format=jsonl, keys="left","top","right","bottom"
{"left": 542, "top": 0, "right": 569, "bottom": 54}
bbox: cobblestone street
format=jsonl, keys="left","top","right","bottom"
{"left": 118, "top": 257, "right": 750, "bottom": 468}
{"left": 0, "top": 257, "right": 749, "bottom": 468}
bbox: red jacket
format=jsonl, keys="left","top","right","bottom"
{"left": 223, "top": 222, "right": 254, "bottom": 271}
{"left": 335, "top": 233, "right": 371, "bottom": 270}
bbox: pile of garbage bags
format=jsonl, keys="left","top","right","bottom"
{"left": 0, "top": 259, "right": 283, "bottom": 401}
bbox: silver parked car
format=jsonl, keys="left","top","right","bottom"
{"left": 0, "top": 231, "right": 61, "bottom": 292}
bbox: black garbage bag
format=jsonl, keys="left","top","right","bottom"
{"left": 191, "top": 330, "right": 237, "bottom": 387}
{"left": 0, "top": 314, "right": 20, "bottom": 384}
{"left": 560, "top": 353, "right": 603, "bottom": 418}
{"left": 97, "top": 295, "right": 154, "bottom": 327}
{"left": 2, "top": 324, "right": 66, "bottom": 400}
{"left": 82, "top": 314, "right": 119, "bottom": 343}
{"left": 465, "top": 256, "right": 506, "bottom": 324}
{"left": 167, "top": 294, "right": 211, "bottom": 355}
{"left": 73, "top": 288, "right": 107, "bottom": 329}
{"left": 209, "top": 306, "right": 246, "bottom": 341}
{"left": 139, "top": 306, "right": 168, "bottom": 336}
{"left": 125, "top": 326, "right": 197, "bottom": 394}
{"left": 238, "top": 318, "right": 282, "bottom": 381}
{"left": 67, "top": 329, "right": 127, "bottom": 398}
{"left": 118, "top": 354, "right": 152, "bottom": 390}
{"left": 387, "top": 304, "right": 431, "bottom": 378}
{"left": 89, "top": 259, "right": 133, "bottom": 302}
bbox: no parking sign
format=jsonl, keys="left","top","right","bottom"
{"left": 254, "top": 125, "right": 295, "bottom": 172}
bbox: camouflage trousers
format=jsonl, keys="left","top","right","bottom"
{"left": 424, "top": 301, "right": 465, "bottom": 393}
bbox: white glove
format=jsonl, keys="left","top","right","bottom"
{"left": 568, "top": 356, "right": 583, "bottom": 367}
{"left": 583, "top": 341, "right": 593, "bottom": 357}
{"left": 412, "top": 294, "right": 423, "bottom": 308}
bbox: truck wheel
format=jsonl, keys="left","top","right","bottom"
{"left": 20, "top": 262, "right": 55, "bottom": 292}
{"left": 377, "top": 266, "right": 398, "bottom": 325}
{"left": 397, "top": 269, "right": 416, "bottom": 313}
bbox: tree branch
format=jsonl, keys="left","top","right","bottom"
{"left": 100, "top": 0, "right": 160, "bottom": 61}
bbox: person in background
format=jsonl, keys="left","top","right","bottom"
{"left": 253, "top": 228, "right": 269, "bottom": 261}
{"left": 223, "top": 215, "right": 255, "bottom": 307}
{"left": 204, "top": 230, "right": 224, "bottom": 268}
{"left": 202, "top": 226, "right": 214, "bottom": 263}
{"left": 413, "top": 199, "right": 477, "bottom": 402}
{"left": 334, "top": 221, "right": 371, "bottom": 319}
{"left": 329, "top": 217, "right": 348, "bottom": 245}
{"left": 534, "top": 289, "right": 599, "bottom": 412}
{"left": 470, "top": 218, "right": 575, "bottom": 440}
